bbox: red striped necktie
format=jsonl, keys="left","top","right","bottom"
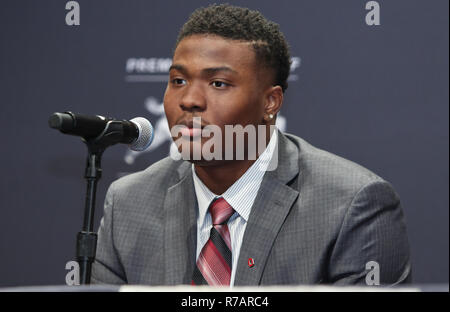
{"left": 192, "top": 197, "right": 235, "bottom": 286}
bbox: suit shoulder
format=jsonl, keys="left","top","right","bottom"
{"left": 109, "top": 156, "right": 184, "bottom": 196}
{"left": 284, "top": 133, "right": 386, "bottom": 191}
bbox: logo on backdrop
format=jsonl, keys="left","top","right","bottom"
{"left": 124, "top": 97, "right": 173, "bottom": 165}
{"left": 122, "top": 56, "right": 300, "bottom": 166}
{"left": 124, "top": 56, "right": 301, "bottom": 83}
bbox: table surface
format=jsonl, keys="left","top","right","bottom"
{"left": 0, "top": 284, "right": 448, "bottom": 292}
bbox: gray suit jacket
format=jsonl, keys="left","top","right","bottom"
{"left": 91, "top": 131, "right": 411, "bottom": 285}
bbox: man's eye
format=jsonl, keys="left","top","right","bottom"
{"left": 172, "top": 78, "right": 186, "bottom": 85}
{"left": 212, "top": 81, "right": 229, "bottom": 88}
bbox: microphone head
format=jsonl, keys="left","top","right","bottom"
{"left": 129, "top": 117, "right": 154, "bottom": 151}
{"left": 48, "top": 112, "right": 74, "bottom": 131}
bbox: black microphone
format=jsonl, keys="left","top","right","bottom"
{"left": 49, "top": 111, "right": 154, "bottom": 151}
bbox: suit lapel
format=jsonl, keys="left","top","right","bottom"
{"left": 234, "top": 131, "right": 300, "bottom": 285}
{"left": 163, "top": 162, "right": 197, "bottom": 285}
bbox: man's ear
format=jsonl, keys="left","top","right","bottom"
{"left": 264, "top": 85, "right": 283, "bottom": 122}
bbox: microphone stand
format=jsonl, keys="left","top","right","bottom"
{"left": 76, "top": 120, "right": 126, "bottom": 284}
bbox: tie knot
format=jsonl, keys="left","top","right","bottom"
{"left": 209, "top": 197, "right": 234, "bottom": 225}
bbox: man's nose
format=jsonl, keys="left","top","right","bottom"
{"left": 179, "top": 83, "right": 206, "bottom": 112}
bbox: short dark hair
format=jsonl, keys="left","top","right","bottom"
{"left": 176, "top": 4, "right": 292, "bottom": 92}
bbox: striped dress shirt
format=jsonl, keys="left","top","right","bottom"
{"left": 192, "top": 129, "right": 278, "bottom": 286}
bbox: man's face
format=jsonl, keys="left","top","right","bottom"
{"left": 164, "top": 34, "right": 273, "bottom": 164}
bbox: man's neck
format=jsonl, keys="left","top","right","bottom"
{"left": 193, "top": 159, "right": 256, "bottom": 195}
{"left": 193, "top": 125, "right": 276, "bottom": 195}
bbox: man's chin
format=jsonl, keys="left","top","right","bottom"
{"left": 188, "top": 158, "right": 232, "bottom": 167}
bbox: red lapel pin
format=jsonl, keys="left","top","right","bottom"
{"left": 248, "top": 258, "right": 255, "bottom": 268}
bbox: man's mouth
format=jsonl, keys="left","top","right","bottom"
{"left": 176, "top": 118, "right": 206, "bottom": 138}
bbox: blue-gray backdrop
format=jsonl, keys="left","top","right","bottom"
{"left": 0, "top": 0, "right": 448, "bottom": 286}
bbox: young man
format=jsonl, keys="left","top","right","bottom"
{"left": 92, "top": 4, "right": 411, "bottom": 286}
